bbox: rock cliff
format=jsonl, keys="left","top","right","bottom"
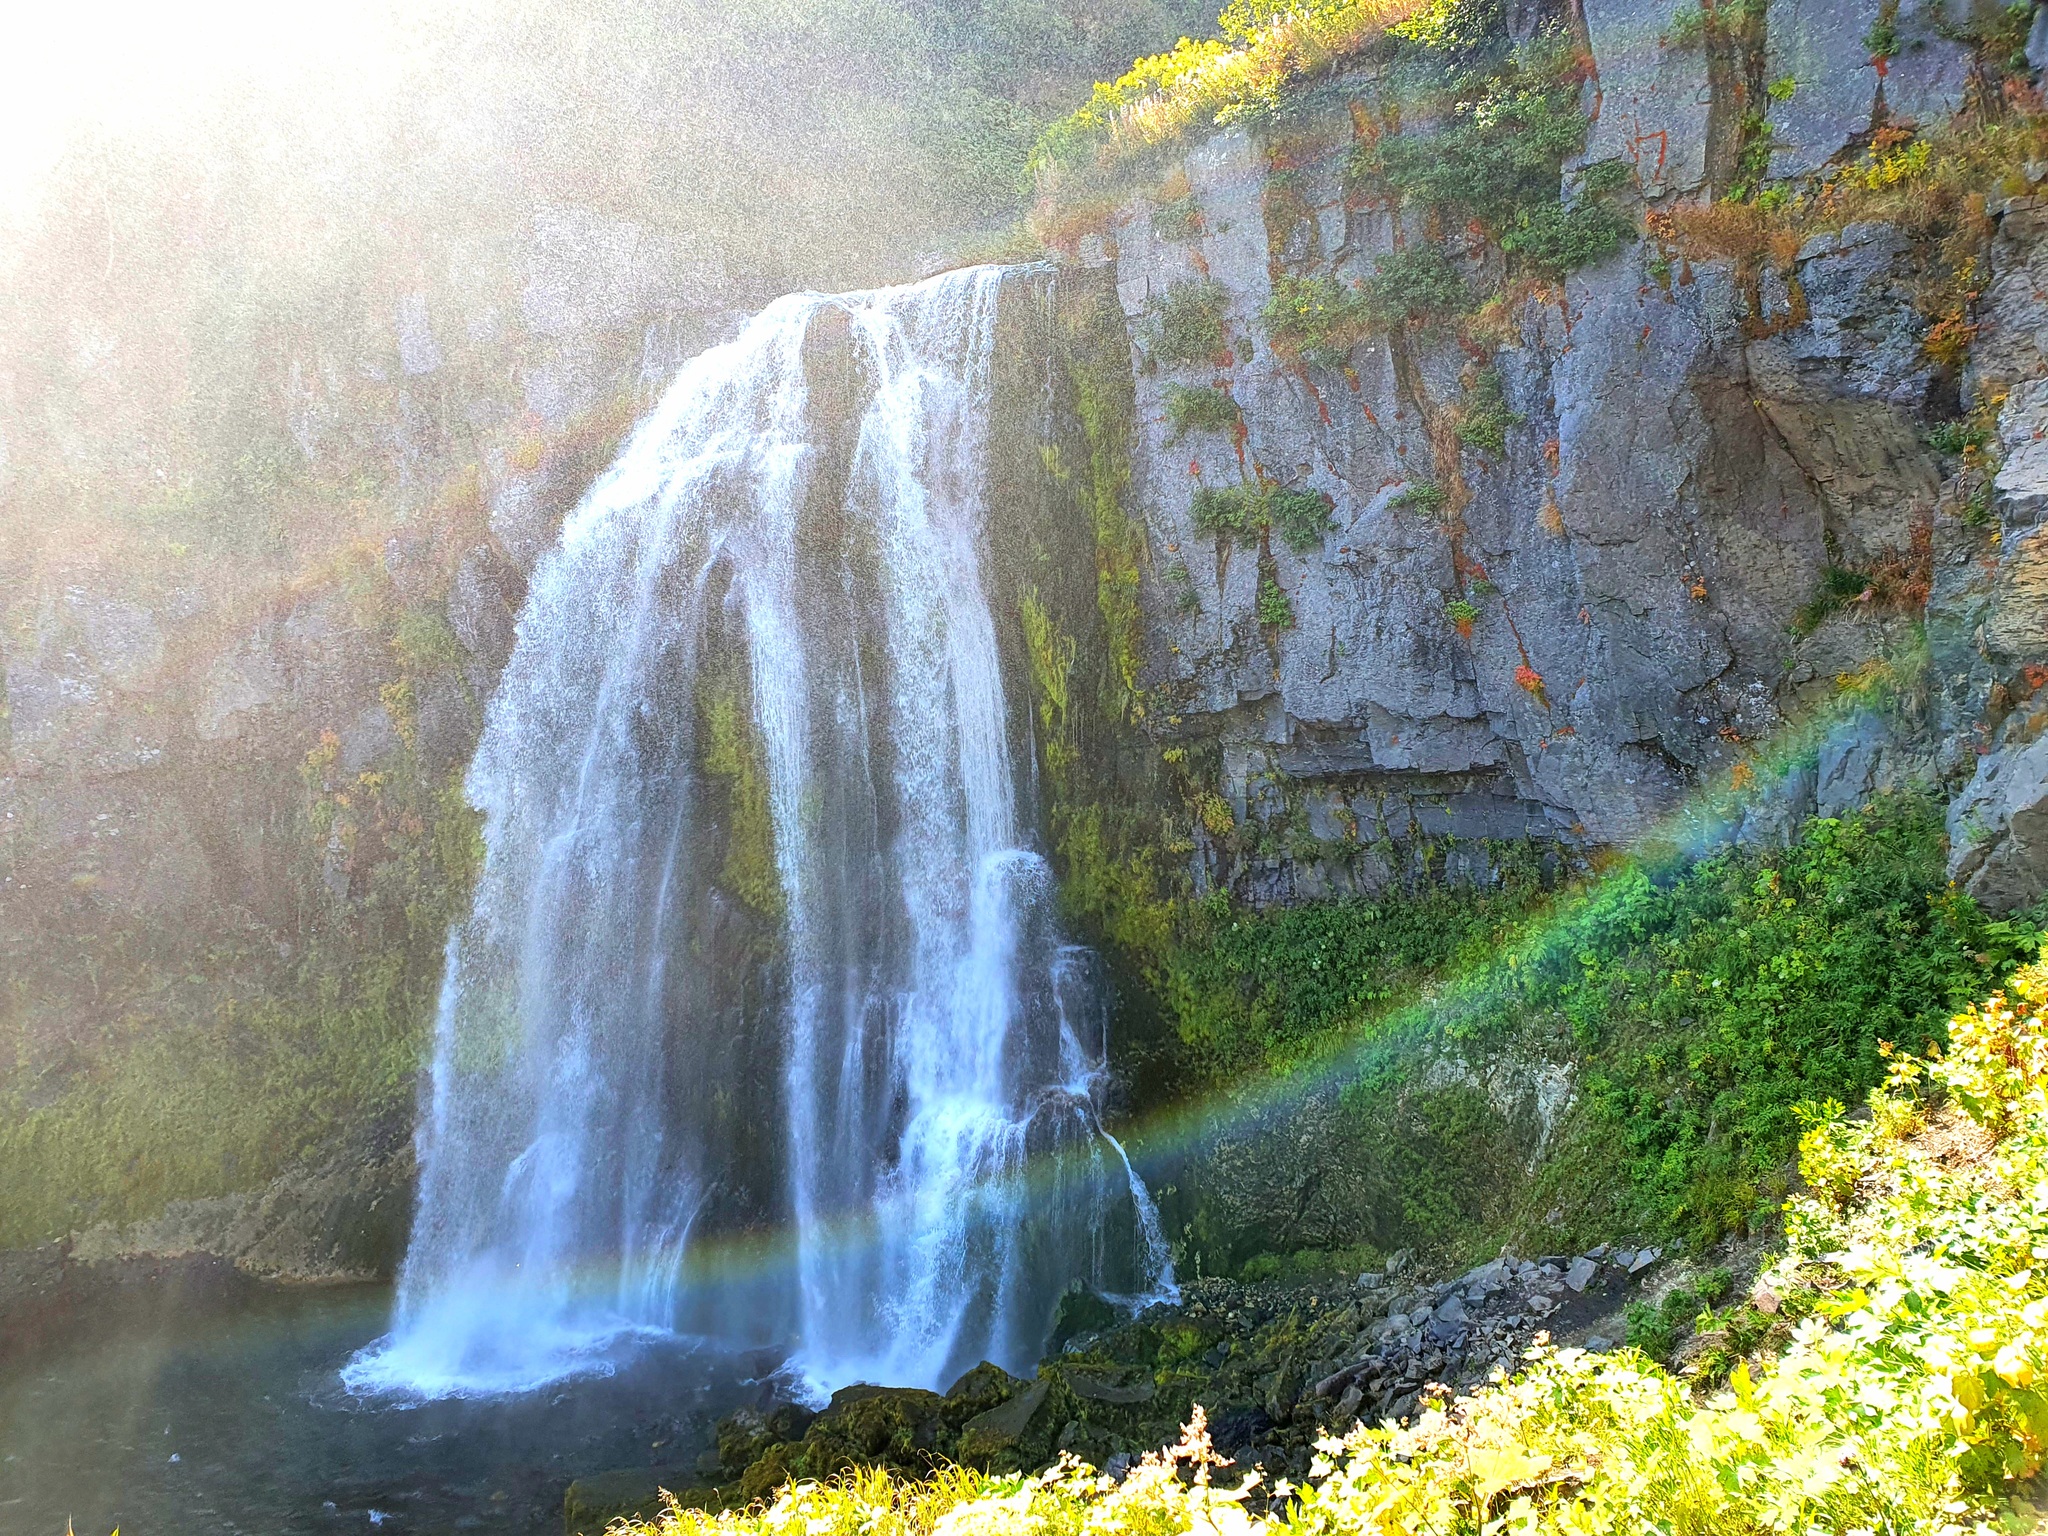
{"left": 1055, "top": 0, "right": 2047, "bottom": 909}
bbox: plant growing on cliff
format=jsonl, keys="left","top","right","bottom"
{"left": 1443, "top": 595, "right": 1478, "bottom": 637}
{"left": 1191, "top": 482, "right": 1335, "bottom": 551}
{"left": 1262, "top": 273, "right": 1373, "bottom": 363}
{"left": 1255, "top": 571, "right": 1295, "bottom": 628}
{"left": 1361, "top": 246, "right": 1472, "bottom": 327}
{"left": 1148, "top": 280, "right": 1232, "bottom": 368}
{"left": 1455, "top": 366, "right": 1522, "bottom": 455}
{"left": 1163, "top": 383, "right": 1241, "bottom": 440}
{"left": 1361, "top": 47, "right": 1592, "bottom": 230}
{"left": 1389, "top": 480, "right": 1448, "bottom": 515}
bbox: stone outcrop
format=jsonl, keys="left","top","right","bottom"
{"left": 1057, "top": 0, "right": 2039, "bottom": 912}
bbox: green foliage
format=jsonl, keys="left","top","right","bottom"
{"left": 627, "top": 952, "right": 2048, "bottom": 1536}
{"left": 1028, "top": 0, "right": 1403, "bottom": 182}
{"left": 1455, "top": 367, "right": 1523, "bottom": 455}
{"left": 1792, "top": 564, "right": 1877, "bottom": 635}
{"left": 1665, "top": 5, "right": 1705, "bottom": 47}
{"left": 1928, "top": 416, "right": 1993, "bottom": 456}
{"left": 1163, "top": 383, "right": 1241, "bottom": 440}
{"left": 1161, "top": 883, "right": 1544, "bottom": 1083}
{"left": 1390, "top": 480, "right": 1448, "bottom": 515}
{"left": 1508, "top": 798, "right": 2041, "bottom": 1247}
{"left": 1500, "top": 193, "right": 1632, "bottom": 276}
{"left": 1255, "top": 572, "right": 1295, "bottom": 628}
{"left": 1443, "top": 596, "right": 1479, "bottom": 629}
{"left": 1360, "top": 246, "right": 1472, "bottom": 326}
{"left": 1189, "top": 482, "right": 1335, "bottom": 552}
{"left": 1262, "top": 273, "right": 1372, "bottom": 363}
{"left": 1149, "top": 280, "right": 1232, "bottom": 368}
{"left": 1364, "top": 55, "right": 1591, "bottom": 233}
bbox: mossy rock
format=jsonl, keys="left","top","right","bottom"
{"left": 715, "top": 1402, "right": 816, "bottom": 1477}
{"left": 738, "top": 1440, "right": 806, "bottom": 1503}
{"left": 564, "top": 1465, "right": 724, "bottom": 1536}
{"left": 955, "top": 1376, "right": 1054, "bottom": 1467}
{"left": 799, "top": 1384, "right": 946, "bottom": 1473}
{"left": 941, "top": 1360, "right": 1028, "bottom": 1424}
{"left": 1047, "top": 1282, "right": 1121, "bottom": 1350}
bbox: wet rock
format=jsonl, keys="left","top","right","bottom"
{"left": 956, "top": 1376, "right": 1052, "bottom": 1465}
{"left": 1049, "top": 1281, "right": 1121, "bottom": 1350}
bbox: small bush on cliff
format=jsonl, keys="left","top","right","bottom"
{"left": 1361, "top": 50, "right": 1591, "bottom": 231}
{"left": 1148, "top": 280, "right": 1232, "bottom": 367}
{"left": 1361, "top": 246, "right": 1471, "bottom": 327}
{"left": 1262, "top": 273, "right": 1373, "bottom": 363}
{"left": 1454, "top": 366, "right": 1522, "bottom": 454}
{"left": 1190, "top": 482, "right": 1335, "bottom": 551}
{"left": 1163, "top": 383, "right": 1241, "bottom": 440}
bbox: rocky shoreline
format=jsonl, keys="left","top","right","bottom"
{"left": 564, "top": 1236, "right": 1751, "bottom": 1535}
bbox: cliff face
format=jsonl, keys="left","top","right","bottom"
{"left": 1064, "top": 0, "right": 2048, "bottom": 910}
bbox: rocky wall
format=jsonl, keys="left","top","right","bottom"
{"left": 1059, "top": 0, "right": 2048, "bottom": 912}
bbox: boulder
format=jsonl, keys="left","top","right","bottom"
{"left": 956, "top": 1376, "right": 1052, "bottom": 1466}
{"left": 942, "top": 1360, "right": 1028, "bottom": 1421}
{"left": 1949, "top": 729, "right": 2048, "bottom": 912}
{"left": 1048, "top": 1282, "right": 1121, "bottom": 1350}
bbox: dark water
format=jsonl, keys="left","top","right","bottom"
{"left": 0, "top": 1284, "right": 769, "bottom": 1536}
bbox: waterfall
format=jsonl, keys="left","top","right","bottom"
{"left": 344, "top": 266, "right": 1172, "bottom": 1402}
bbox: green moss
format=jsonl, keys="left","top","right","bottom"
{"left": 1068, "top": 356, "right": 1147, "bottom": 717}
{"left": 1019, "top": 586, "right": 1079, "bottom": 786}
{"left": 700, "top": 685, "right": 784, "bottom": 918}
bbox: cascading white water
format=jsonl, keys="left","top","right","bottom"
{"left": 344, "top": 266, "right": 1172, "bottom": 1402}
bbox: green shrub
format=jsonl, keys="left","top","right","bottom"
{"left": 1928, "top": 417, "right": 1992, "bottom": 456}
{"left": 1361, "top": 246, "right": 1471, "bottom": 327}
{"left": 1501, "top": 195, "right": 1632, "bottom": 276}
{"left": 1390, "top": 480, "right": 1448, "bottom": 515}
{"left": 1261, "top": 273, "right": 1372, "bottom": 363}
{"left": 1455, "top": 366, "right": 1523, "bottom": 455}
{"left": 626, "top": 951, "right": 2048, "bottom": 1534}
{"left": 1506, "top": 797, "right": 2041, "bottom": 1245}
{"left": 1150, "top": 280, "right": 1231, "bottom": 367}
{"left": 1367, "top": 66, "right": 1591, "bottom": 231}
{"left": 1189, "top": 482, "right": 1334, "bottom": 551}
{"left": 1164, "top": 383, "right": 1240, "bottom": 440}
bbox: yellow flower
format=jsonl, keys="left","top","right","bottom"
{"left": 1993, "top": 1345, "right": 2035, "bottom": 1388}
